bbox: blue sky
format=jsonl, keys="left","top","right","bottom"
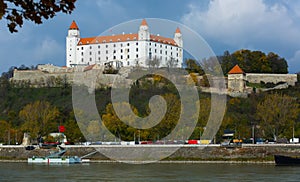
{"left": 1, "top": 0, "right": 300, "bottom": 74}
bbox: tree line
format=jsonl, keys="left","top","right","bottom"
{"left": 0, "top": 73, "right": 299, "bottom": 144}
{"left": 185, "top": 49, "right": 289, "bottom": 75}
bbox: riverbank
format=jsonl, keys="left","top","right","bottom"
{"left": 1, "top": 144, "right": 300, "bottom": 163}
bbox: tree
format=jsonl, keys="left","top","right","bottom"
{"left": 0, "top": 120, "right": 11, "bottom": 144}
{"left": 19, "top": 100, "right": 60, "bottom": 140}
{"left": 0, "top": 0, "right": 77, "bottom": 33}
{"left": 256, "top": 93, "right": 299, "bottom": 140}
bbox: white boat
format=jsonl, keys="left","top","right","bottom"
{"left": 28, "top": 156, "right": 81, "bottom": 164}
{"left": 28, "top": 146, "right": 81, "bottom": 164}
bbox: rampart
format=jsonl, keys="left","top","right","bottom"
{"left": 246, "top": 73, "right": 297, "bottom": 86}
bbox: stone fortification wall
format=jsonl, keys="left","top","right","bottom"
{"left": 246, "top": 73, "right": 297, "bottom": 86}
{"left": 11, "top": 65, "right": 133, "bottom": 88}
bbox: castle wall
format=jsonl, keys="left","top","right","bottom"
{"left": 246, "top": 73, "right": 297, "bottom": 86}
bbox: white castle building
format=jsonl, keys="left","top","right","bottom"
{"left": 66, "top": 19, "right": 183, "bottom": 68}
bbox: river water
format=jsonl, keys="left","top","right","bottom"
{"left": 0, "top": 162, "right": 300, "bottom": 181}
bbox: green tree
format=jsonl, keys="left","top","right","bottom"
{"left": 0, "top": 0, "right": 77, "bottom": 33}
{"left": 0, "top": 120, "right": 11, "bottom": 144}
{"left": 256, "top": 93, "right": 299, "bottom": 140}
{"left": 19, "top": 100, "right": 60, "bottom": 140}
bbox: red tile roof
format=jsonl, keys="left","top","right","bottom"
{"left": 175, "top": 27, "right": 181, "bottom": 34}
{"left": 140, "top": 19, "right": 148, "bottom": 26}
{"left": 77, "top": 33, "right": 178, "bottom": 46}
{"left": 69, "top": 20, "right": 79, "bottom": 30}
{"left": 228, "top": 65, "right": 244, "bottom": 74}
{"left": 150, "top": 34, "right": 177, "bottom": 46}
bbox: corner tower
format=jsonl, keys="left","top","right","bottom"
{"left": 138, "top": 19, "right": 150, "bottom": 41}
{"left": 66, "top": 21, "right": 80, "bottom": 67}
{"left": 174, "top": 27, "right": 183, "bottom": 47}
{"left": 228, "top": 65, "right": 246, "bottom": 93}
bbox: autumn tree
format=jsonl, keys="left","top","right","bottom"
{"left": 19, "top": 100, "right": 60, "bottom": 140}
{"left": 256, "top": 93, "right": 299, "bottom": 140}
{"left": 0, "top": 0, "right": 77, "bottom": 33}
{"left": 0, "top": 120, "right": 11, "bottom": 144}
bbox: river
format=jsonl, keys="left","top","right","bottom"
{"left": 0, "top": 162, "right": 300, "bottom": 181}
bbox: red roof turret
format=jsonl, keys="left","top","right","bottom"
{"left": 69, "top": 20, "right": 79, "bottom": 30}
{"left": 228, "top": 65, "right": 244, "bottom": 74}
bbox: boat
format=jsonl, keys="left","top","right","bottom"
{"left": 274, "top": 155, "right": 300, "bottom": 166}
{"left": 28, "top": 146, "right": 81, "bottom": 164}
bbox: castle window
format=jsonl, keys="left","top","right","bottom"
{"left": 121, "top": 55, "right": 123, "bottom": 59}
{"left": 155, "top": 43, "right": 157, "bottom": 47}
{"left": 90, "top": 58, "right": 92, "bottom": 61}
{"left": 81, "top": 58, "right": 84, "bottom": 62}
{"left": 106, "top": 50, "right": 108, "bottom": 54}
{"left": 81, "top": 47, "right": 84, "bottom": 50}
{"left": 90, "top": 46, "right": 92, "bottom": 49}
{"left": 127, "top": 55, "right": 130, "bottom": 59}
{"left": 81, "top": 52, "right": 84, "bottom": 56}
{"left": 127, "top": 43, "right": 130, "bottom": 46}
{"left": 90, "top": 52, "right": 92, "bottom": 55}
{"left": 98, "top": 57, "right": 100, "bottom": 61}
{"left": 160, "top": 45, "right": 162, "bottom": 48}
{"left": 171, "top": 52, "right": 173, "bottom": 56}
{"left": 121, "top": 49, "right": 123, "bottom": 53}
{"left": 149, "top": 43, "right": 151, "bottom": 46}
{"left": 113, "top": 56, "right": 116, "bottom": 60}
{"left": 113, "top": 44, "right": 116, "bottom": 47}
{"left": 77, "top": 48, "right": 79, "bottom": 50}
{"left": 165, "top": 45, "right": 167, "bottom": 49}
{"left": 160, "top": 50, "right": 162, "bottom": 54}
{"left": 165, "top": 51, "right": 167, "bottom": 55}
{"left": 171, "top": 47, "right": 172, "bottom": 50}
{"left": 127, "top": 49, "right": 130, "bottom": 52}
{"left": 149, "top": 48, "right": 151, "bottom": 52}
{"left": 136, "top": 42, "right": 138, "bottom": 46}
{"left": 136, "top": 48, "right": 138, "bottom": 52}
{"left": 98, "top": 45, "right": 100, "bottom": 49}
{"left": 155, "top": 49, "right": 157, "bottom": 53}
{"left": 177, "top": 53, "right": 178, "bottom": 57}
{"left": 121, "top": 44, "right": 123, "bottom": 47}
{"left": 106, "top": 45, "right": 108, "bottom": 48}
{"left": 136, "top": 54, "right": 138, "bottom": 58}
{"left": 113, "top": 50, "right": 116, "bottom": 54}
{"left": 106, "top": 56, "right": 108, "bottom": 60}
{"left": 98, "top": 51, "right": 100, "bottom": 55}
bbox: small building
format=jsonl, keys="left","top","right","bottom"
{"left": 227, "top": 65, "right": 246, "bottom": 93}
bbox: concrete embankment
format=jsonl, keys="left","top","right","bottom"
{"left": 1, "top": 144, "right": 300, "bottom": 162}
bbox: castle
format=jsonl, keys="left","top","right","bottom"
{"left": 10, "top": 19, "right": 298, "bottom": 97}
{"left": 66, "top": 19, "right": 183, "bottom": 68}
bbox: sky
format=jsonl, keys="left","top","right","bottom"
{"left": 1, "top": 0, "right": 300, "bottom": 74}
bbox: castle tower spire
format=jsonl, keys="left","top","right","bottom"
{"left": 174, "top": 27, "right": 182, "bottom": 47}
{"left": 138, "top": 19, "right": 150, "bottom": 41}
{"left": 69, "top": 20, "right": 79, "bottom": 30}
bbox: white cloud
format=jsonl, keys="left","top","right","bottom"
{"left": 181, "top": 0, "right": 300, "bottom": 46}
{"left": 181, "top": 0, "right": 300, "bottom": 72}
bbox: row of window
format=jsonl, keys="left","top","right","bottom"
{"left": 75, "top": 42, "right": 180, "bottom": 51}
